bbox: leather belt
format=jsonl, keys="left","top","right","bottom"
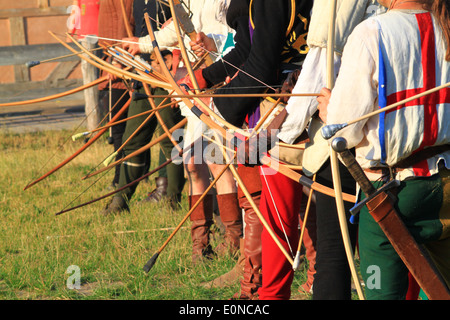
{"left": 365, "top": 144, "right": 450, "bottom": 178}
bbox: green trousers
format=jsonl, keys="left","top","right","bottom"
{"left": 116, "top": 86, "right": 185, "bottom": 203}
{"left": 359, "top": 169, "right": 450, "bottom": 299}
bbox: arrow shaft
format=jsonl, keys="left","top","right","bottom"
{"left": 24, "top": 95, "right": 132, "bottom": 190}
{"left": 82, "top": 117, "right": 187, "bottom": 180}
{"left": 0, "top": 76, "right": 108, "bottom": 107}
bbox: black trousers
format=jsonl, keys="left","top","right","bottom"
{"left": 116, "top": 86, "right": 185, "bottom": 202}
{"left": 312, "top": 157, "right": 358, "bottom": 300}
{"left": 99, "top": 88, "right": 129, "bottom": 185}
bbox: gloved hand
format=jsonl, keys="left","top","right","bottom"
{"left": 236, "top": 130, "right": 276, "bottom": 166}
{"left": 175, "top": 68, "right": 211, "bottom": 116}
{"left": 176, "top": 68, "right": 209, "bottom": 91}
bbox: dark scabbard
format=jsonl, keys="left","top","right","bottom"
{"left": 331, "top": 137, "right": 450, "bottom": 300}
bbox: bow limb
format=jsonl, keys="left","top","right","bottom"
{"left": 56, "top": 154, "right": 174, "bottom": 215}
{"left": 326, "top": 0, "right": 365, "bottom": 300}
{"left": 100, "top": 97, "right": 158, "bottom": 168}
{"left": 24, "top": 95, "right": 133, "bottom": 190}
{"left": 161, "top": 2, "right": 249, "bottom": 136}
{"left": 251, "top": 98, "right": 282, "bottom": 134}
{"left": 153, "top": 7, "right": 296, "bottom": 264}
{"left": 209, "top": 129, "right": 295, "bottom": 265}
{"left": 117, "top": 0, "right": 168, "bottom": 82}
{"left": 330, "top": 145, "right": 365, "bottom": 300}
{"left": 119, "top": 0, "right": 133, "bottom": 39}
{"left": 143, "top": 13, "right": 229, "bottom": 140}
{"left": 260, "top": 155, "right": 355, "bottom": 203}
{"left": 127, "top": 92, "right": 320, "bottom": 99}
{"left": 58, "top": 32, "right": 172, "bottom": 90}
{"left": 167, "top": 0, "right": 206, "bottom": 90}
{"left": 153, "top": 7, "right": 355, "bottom": 201}
{"left": 0, "top": 76, "right": 108, "bottom": 108}
{"left": 110, "top": 0, "right": 184, "bottom": 166}
{"left": 143, "top": 154, "right": 235, "bottom": 272}
{"left": 142, "top": 83, "right": 183, "bottom": 153}
{"left": 170, "top": 0, "right": 214, "bottom": 66}
{"left": 23, "top": 34, "right": 139, "bottom": 190}
{"left": 74, "top": 100, "right": 178, "bottom": 140}
{"left": 252, "top": 100, "right": 297, "bottom": 260}
{"left": 81, "top": 117, "right": 187, "bottom": 180}
{"left": 56, "top": 135, "right": 192, "bottom": 216}
{"left": 293, "top": 174, "right": 315, "bottom": 271}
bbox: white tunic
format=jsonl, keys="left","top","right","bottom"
{"left": 138, "top": 0, "right": 233, "bottom": 148}
{"left": 278, "top": 0, "right": 385, "bottom": 145}
{"left": 326, "top": 9, "right": 450, "bottom": 180}
{"left": 137, "top": 0, "right": 231, "bottom": 61}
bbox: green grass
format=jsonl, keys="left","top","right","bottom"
{"left": 0, "top": 128, "right": 313, "bottom": 300}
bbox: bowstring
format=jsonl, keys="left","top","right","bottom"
{"left": 163, "top": 4, "right": 296, "bottom": 256}
{"left": 260, "top": 166, "right": 295, "bottom": 258}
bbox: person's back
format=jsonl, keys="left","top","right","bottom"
{"left": 327, "top": 8, "right": 450, "bottom": 174}
{"left": 322, "top": 0, "right": 450, "bottom": 300}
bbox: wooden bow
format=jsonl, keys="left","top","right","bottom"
{"left": 147, "top": 3, "right": 294, "bottom": 265}
{"left": 0, "top": 76, "right": 107, "bottom": 108}
{"left": 23, "top": 94, "right": 132, "bottom": 190}
{"left": 326, "top": 0, "right": 365, "bottom": 300}
{"left": 23, "top": 32, "right": 137, "bottom": 190}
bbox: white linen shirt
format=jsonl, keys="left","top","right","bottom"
{"left": 138, "top": 0, "right": 231, "bottom": 62}
{"left": 326, "top": 10, "right": 450, "bottom": 180}
{"left": 277, "top": 0, "right": 385, "bottom": 145}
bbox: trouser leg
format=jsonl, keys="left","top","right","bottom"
{"left": 154, "top": 96, "right": 186, "bottom": 204}
{"left": 258, "top": 167, "right": 302, "bottom": 300}
{"left": 313, "top": 159, "right": 357, "bottom": 300}
{"left": 99, "top": 88, "right": 129, "bottom": 186}
{"left": 359, "top": 173, "right": 445, "bottom": 300}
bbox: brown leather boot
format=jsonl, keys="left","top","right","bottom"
{"left": 215, "top": 193, "right": 243, "bottom": 256}
{"left": 233, "top": 191, "right": 263, "bottom": 300}
{"left": 190, "top": 194, "right": 215, "bottom": 264}
{"left": 230, "top": 166, "right": 263, "bottom": 300}
{"left": 142, "top": 177, "right": 168, "bottom": 203}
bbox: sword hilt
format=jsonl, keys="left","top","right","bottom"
{"left": 331, "top": 137, "right": 376, "bottom": 196}
{"left": 331, "top": 137, "right": 401, "bottom": 220}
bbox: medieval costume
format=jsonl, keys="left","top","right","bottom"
{"left": 134, "top": 0, "right": 243, "bottom": 264}
{"left": 101, "top": 0, "right": 186, "bottom": 214}
{"left": 321, "top": 3, "right": 450, "bottom": 299}
{"left": 97, "top": 0, "right": 134, "bottom": 188}
{"left": 202, "top": 0, "right": 314, "bottom": 300}
{"left": 277, "top": 0, "right": 385, "bottom": 299}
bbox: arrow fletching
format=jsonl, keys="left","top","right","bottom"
{"left": 103, "top": 151, "right": 118, "bottom": 167}
{"left": 71, "top": 132, "right": 89, "bottom": 141}
{"left": 292, "top": 251, "right": 302, "bottom": 271}
{"left": 143, "top": 252, "right": 160, "bottom": 273}
{"left": 321, "top": 123, "right": 348, "bottom": 140}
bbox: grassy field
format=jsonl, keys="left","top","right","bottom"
{"left": 0, "top": 128, "right": 311, "bottom": 300}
